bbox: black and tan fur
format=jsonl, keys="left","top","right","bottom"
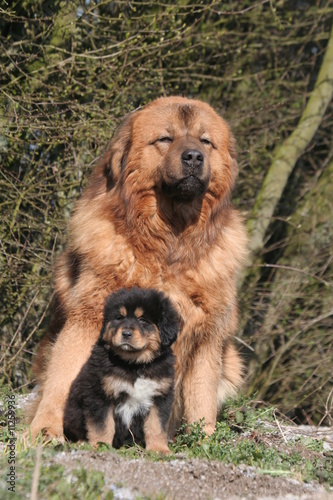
{"left": 63, "top": 287, "right": 179, "bottom": 453}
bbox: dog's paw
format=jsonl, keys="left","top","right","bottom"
{"left": 146, "top": 443, "right": 172, "bottom": 455}
{"left": 203, "top": 423, "right": 216, "bottom": 436}
{"left": 27, "top": 415, "right": 65, "bottom": 444}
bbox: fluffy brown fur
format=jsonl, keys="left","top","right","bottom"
{"left": 28, "top": 96, "right": 247, "bottom": 440}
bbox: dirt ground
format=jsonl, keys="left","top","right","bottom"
{"left": 51, "top": 448, "right": 332, "bottom": 500}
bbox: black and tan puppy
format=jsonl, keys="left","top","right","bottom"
{"left": 63, "top": 287, "right": 180, "bottom": 454}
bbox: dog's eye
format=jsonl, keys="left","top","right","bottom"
{"left": 115, "top": 315, "right": 124, "bottom": 321}
{"left": 158, "top": 137, "right": 173, "bottom": 143}
{"left": 200, "top": 138, "right": 212, "bottom": 146}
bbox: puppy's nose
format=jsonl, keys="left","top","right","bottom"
{"left": 122, "top": 330, "right": 133, "bottom": 340}
{"left": 181, "top": 149, "right": 204, "bottom": 175}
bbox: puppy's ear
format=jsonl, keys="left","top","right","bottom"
{"left": 98, "top": 295, "right": 115, "bottom": 343}
{"left": 98, "top": 320, "right": 108, "bottom": 343}
{"left": 158, "top": 298, "right": 180, "bottom": 348}
{"left": 101, "top": 110, "right": 138, "bottom": 190}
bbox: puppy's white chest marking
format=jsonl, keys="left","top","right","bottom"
{"left": 115, "top": 378, "right": 160, "bottom": 428}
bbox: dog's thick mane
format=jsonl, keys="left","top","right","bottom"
{"left": 81, "top": 180, "right": 234, "bottom": 266}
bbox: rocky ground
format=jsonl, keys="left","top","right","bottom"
{"left": 51, "top": 447, "right": 332, "bottom": 500}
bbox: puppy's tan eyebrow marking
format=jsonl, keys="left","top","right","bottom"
{"left": 120, "top": 306, "right": 127, "bottom": 317}
{"left": 134, "top": 307, "right": 144, "bottom": 318}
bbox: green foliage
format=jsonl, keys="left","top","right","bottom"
{"left": 1, "top": 0, "right": 332, "bottom": 423}
{"left": 171, "top": 400, "right": 333, "bottom": 486}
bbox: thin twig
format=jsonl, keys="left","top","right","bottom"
{"left": 212, "top": 0, "right": 270, "bottom": 16}
{"left": 273, "top": 410, "right": 288, "bottom": 445}
{"left": 6, "top": 297, "right": 52, "bottom": 366}
{"left": 234, "top": 336, "right": 254, "bottom": 351}
{"left": 252, "top": 263, "right": 330, "bottom": 287}
{"left": 30, "top": 444, "right": 42, "bottom": 500}
{"left": 318, "top": 388, "right": 333, "bottom": 427}
{"left": 0, "top": 291, "right": 39, "bottom": 365}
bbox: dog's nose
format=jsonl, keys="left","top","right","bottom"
{"left": 181, "top": 149, "right": 204, "bottom": 175}
{"left": 122, "top": 330, "right": 133, "bottom": 339}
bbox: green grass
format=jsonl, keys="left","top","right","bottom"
{"left": 170, "top": 398, "right": 333, "bottom": 485}
{"left": 0, "top": 448, "right": 112, "bottom": 500}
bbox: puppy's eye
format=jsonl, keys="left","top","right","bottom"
{"left": 115, "top": 315, "right": 124, "bottom": 321}
{"left": 200, "top": 138, "right": 212, "bottom": 146}
{"left": 138, "top": 317, "right": 149, "bottom": 325}
{"left": 158, "top": 137, "right": 173, "bottom": 143}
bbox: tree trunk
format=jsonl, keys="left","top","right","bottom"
{"left": 246, "top": 25, "right": 333, "bottom": 260}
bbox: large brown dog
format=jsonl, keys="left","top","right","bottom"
{"left": 29, "top": 96, "right": 247, "bottom": 440}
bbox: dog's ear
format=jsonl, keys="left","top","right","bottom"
{"left": 227, "top": 132, "right": 239, "bottom": 190}
{"left": 158, "top": 298, "right": 180, "bottom": 348}
{"left": 102, "top": 110, "right": 138, "bottom": 190}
